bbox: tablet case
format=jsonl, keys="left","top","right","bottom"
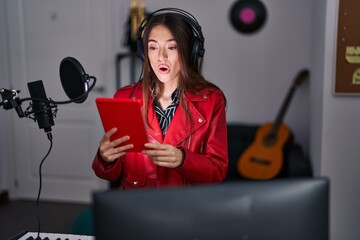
{"left": 95, "top": 98, "right": 149, "bottom": 152}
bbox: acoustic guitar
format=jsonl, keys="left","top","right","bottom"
{"left": 237, "top": 69, "right": 309, "bottom": 180}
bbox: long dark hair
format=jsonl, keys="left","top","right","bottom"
{"left": 140, "top": 12, "right": 223, "bottom": 127}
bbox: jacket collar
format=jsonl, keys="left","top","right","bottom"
{"left": 130, "top": 83, "right": 211, "bottom": 144}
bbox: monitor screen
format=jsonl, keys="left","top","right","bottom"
{"left": 93, "top": 177, "right": 329, "bottom": 240}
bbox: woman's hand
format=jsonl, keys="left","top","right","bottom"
{"left": 99, "top": 128, "right": 133, "bottom": 164}
{"left": 142, "top": 143, "right": 184, "bottom": 168}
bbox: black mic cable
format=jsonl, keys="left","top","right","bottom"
{"left": 35, "top": 132, "right": 53, "bottom": 240}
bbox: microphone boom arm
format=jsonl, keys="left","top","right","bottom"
{"left": 1, "top": 73, "right": 95, "bottom": 118}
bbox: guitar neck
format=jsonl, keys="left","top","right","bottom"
{"left": 269, "top": 85, "right": 297, "bottom": 136}
{"left": 268, "top": 70, "right": 309, "bottom": 137}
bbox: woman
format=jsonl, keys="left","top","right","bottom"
{"left": 92, "top": 8, "right": 228, "bottom": 189}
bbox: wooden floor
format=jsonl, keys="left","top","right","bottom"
{"left": 0, "top": 198, "right": 90, "bottom": 240}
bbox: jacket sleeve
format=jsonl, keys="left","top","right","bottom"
{"left": 92, "top": 83, "right": 139, "bottom": 182}
{"left": 92, "top": 150, "right": 123, "bottom": 182}
{"left": 175, "top": 92, "right": 228, "bottom": 184}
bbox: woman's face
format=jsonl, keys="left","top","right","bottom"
{"left": 147, "top": 24, "right": 181, "bottom": 87}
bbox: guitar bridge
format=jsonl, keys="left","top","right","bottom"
{"left": 250, "top": 157, "right": 271, "bottom": 165}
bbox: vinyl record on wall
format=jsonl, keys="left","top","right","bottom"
{"left": 229, "top": 0, "right": 267, "bottom": 34}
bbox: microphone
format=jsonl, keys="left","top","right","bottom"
{"left": 27, "top": 80, "right": 55, "bottom": 133}
{"left": 1, "top": 57, "right": 95, "bottom": 133}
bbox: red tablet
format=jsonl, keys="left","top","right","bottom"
{"left": 95, "top": 98, "right": 149, "bottom": 152}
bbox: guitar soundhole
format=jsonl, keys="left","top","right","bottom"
{"left": 263, "top": 134, "right": 277, "bottom": 147}
{"left": 250, "top": 157, "right": 271, "bottom": 165}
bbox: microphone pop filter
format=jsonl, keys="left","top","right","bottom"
{"left": 59, "top": 57, "right": 89, "bottom": 103}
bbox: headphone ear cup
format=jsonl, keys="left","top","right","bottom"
{"left": 136, "top": 36, "right": 145, "bottom": 61}
{"left": 190, "top": 37, "right": 202, "bottom": 64}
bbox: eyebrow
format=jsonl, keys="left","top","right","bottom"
{"left": 148, "top": 38, "right": 176, "bottom": 43}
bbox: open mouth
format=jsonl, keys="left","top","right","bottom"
{"left": 158, "top": 64, "right": 170, "bottom": 74}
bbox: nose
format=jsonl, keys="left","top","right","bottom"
{"left": 158, "top": 47, "right": 168, "bottom": 61}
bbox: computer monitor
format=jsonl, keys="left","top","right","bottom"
{"left": 93, "top": 177, "right": 329, "bottom": 240}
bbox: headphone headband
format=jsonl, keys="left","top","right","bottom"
{"left": 136, "top": 8, "right": 205, "bottom": 64}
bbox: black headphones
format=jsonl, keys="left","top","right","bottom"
{"left": 136, "top": 8, "right": 205, "bottom": 65}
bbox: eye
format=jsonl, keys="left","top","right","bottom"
{"left": 168, "top": 45, "right": 177, "bottom": 50}
{"left": 148, "top": 45, "right": 158, "bottom": 50}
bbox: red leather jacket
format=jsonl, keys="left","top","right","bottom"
{"left": 92, "top": 82, "right": 228, "bottom": 189}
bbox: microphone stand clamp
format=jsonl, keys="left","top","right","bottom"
{"left": 0, "top": 88, "right": 25, "bottom": 117}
